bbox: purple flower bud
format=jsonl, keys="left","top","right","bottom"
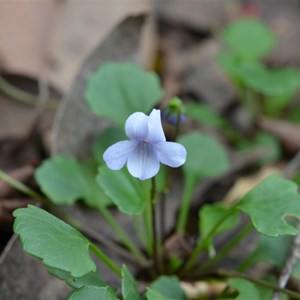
{"left": 162, "top": 110, "right": 187, "bottom": 126}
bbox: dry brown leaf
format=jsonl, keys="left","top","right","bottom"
{"left": 0, "top": 0, "right": 57, "bottom": 77}
{"left": 223, "top": 166, "right": 281, "bottom": 204}
{"left": 49, "top": 0, "right": 150, "bottom": 92}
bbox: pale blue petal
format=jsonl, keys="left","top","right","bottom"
{"left": 155, "top": 142, "right": 187, "bottom": 167}
{"left": 127, "top": 142, "right": 160, "bottom": 180}
{"left": 125, "top": 112, "right": 149, "bottom": 141}
{"left": 103, "top": 140, "right": 137, "bottom": 170}
{"left": 146, "top": 109, "right": 166, "bottom": 144}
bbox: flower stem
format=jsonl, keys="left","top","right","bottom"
{"left": 194, "top": 222, "right": 253, "bottom": 275}
{"left": 176, "top": 175, "right": 196, "bottom": 233}
{"left": 151, "top": 177, "right": 160, "bottom": 273}
{"left": 99, "top": 206, "right": 147, "bottom": 263}
{"left": 0, "top": 168, "right": 49, "bottom": 206}
{"left": 89, "top": 243, "right": 121, "bottom": 276}
{"left": 144, "top": 188, "right": 153, "bottom": 257}
{"left": 174, "top": 111, "right": 182, "bottom": 141}
{"left": 133, "top": 215, "right": 147, "bottom": 248}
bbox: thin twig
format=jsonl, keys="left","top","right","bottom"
{"left": 272, "top": 150, "right": 300, "bottom": 300}
{"left": 0, "top": 75, "right": 58, "bottom": 110}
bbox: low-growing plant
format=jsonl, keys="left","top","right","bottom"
{"left": 218, "top": 18, "right": 300, "bottom": 118}
{"left": 5, "top": 63, "right": 300, "bottom": 299}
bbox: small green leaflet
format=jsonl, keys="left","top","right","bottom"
{"left": 179, "top": 132, "right": 229, "bottom": 182}
{"left": 227, "top": 278, "right": 264, "bottom": 300}
{"left": 68, "top": 286, "right": 119, "bottom": 300}
{"left": 222, "top": 18, "right": 276, "bottom": 60}
{"left": 239, "top": 234, "right": 292, "bottom": 271}
{"left": 48, "top": 267, "right": 104, "bottom": 289}
{"left": 85, "top": 63, "right": 163, "bottom": 126}
{"left": 35, "top": 156, "right": 111, "bottom": 208}
{"left": 199, "top": 203, "right": 240, "bottom": 252}
{"left": 146, "top": 288, "right": 169, "bottom": 300}
{"left": 238, "top": 174, "right": 300, "bottom": 236}
{"left": 146, "top": 276, "right": 187, "bottom": 300}
{"left": 121, "top": 265, "right": 142, "bottom": 300}
{"left": 237, "top": 132, "right": 281, "bottom": 165}
{"left": 239, "top": 233, "right": 300, "bottom": 280}
{"left": 13, "top": 205, "right": 96, "bottom": 277}
{"left": 227, "top": 278, "right": 288, "bottom": 300}
{"left": 97, "top": 166, "right": 148, "bottom": 215}
{"left": 236, "top": 64, "right": 300, "bottom": 98}
{"left": 185, "top": 103, "right": 225, "bottom": 129}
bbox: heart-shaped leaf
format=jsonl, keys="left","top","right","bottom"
{"left": 68, "top": 286, "right": 119, "bottom": 300}
{"left": 85, "top": 63, "right": 163, "bottom": 126}
{"left": 97, "top": 166, "right": 148, "bottom": 215}
{"left": 238, "top": 174, "right": 300, "bottom": 236}
{"left": 35, "top": 156, "right": 111, "bottom": 208}
{"left": 222, "top": 18, "right": 276, "bottom": 60}
{"left": 121, "top": 265, "right": 142, "bottom": 300}
{"left": 13, "top": 205, "right": 96, "bottom": 277}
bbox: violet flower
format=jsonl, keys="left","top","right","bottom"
{"left": 103, "top": 109, "right": 187, "bottom": 180}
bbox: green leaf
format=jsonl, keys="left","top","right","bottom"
{"left": 240, "top": 234, "right": 292, "bottom": 271}
{"left": 80, "top": 161, "right": 112, "bottom": 208}
{"left": 227, "top": 278, "right": 263, "bottom": 300}
{"left": 235, "top": 63, "right": 300, "bottom": 114}
{"left": 227, "top": 278, "right": 288, "bottom": 300}
{"left": 240, "top": 233, "right": 300, "bottom": 280}
{"left": 222, "top": 18, "right": 276, "bottom": 60}
{"left": 97, "top": 166, "right": 148, "bottom": 215}
{"left": 217, "top": 52, "right": 242, "bottom": 78}
{"left": 238, "top": 174, "right": 300, "bottom": 236}
{"left": 237, "top": 132, "right": 281, "bottom": 165}
{"left": 179, "top": 132, "right": 229, "bottom": 182}
{"left": 237, "top": 65, "right": 300, "bottom": 98}
{"left": 68, "top": 286, "right": 119, "bottom": 300}
{"left": 199, "top": 203, "right": 240, "bottom": 251}
{"left": 13, "top": 205, "right": 96, "bottom": 277}
{"left": 48, "top": 267, "right": 104, "bottom": 289}
{"left": 121, "top": 265, "right": 142, "bottom": 300}
{"left": 85, "top": 63, "right": 163, "bottom": 126}
{"left": 147, "top": 276, "right": 187, "bottom": 300}
{"left": 146, "top": 288, "right": 168, "bottom": 300}
{"left": 35, "top": 156, "right": 111, "bottom": 208}
{"left": 185, "top": 103, "right": 225, "bottom": 129}
{"left": 93, "top": 127, "right": 126, "bottom": 165}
